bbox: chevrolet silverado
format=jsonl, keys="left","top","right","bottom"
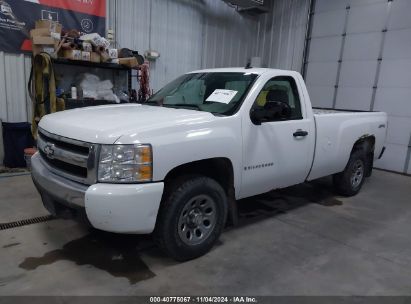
{"left": 32, "top": 68, "right": 387, "bottom": 260}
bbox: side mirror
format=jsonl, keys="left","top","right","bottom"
{"left": 250, "top": 101, "right": 291, "bottom": 125}
{"left": 250, "top": 107, "right": 266, "bottom": 125}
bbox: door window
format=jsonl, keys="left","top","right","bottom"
{"left": 253, "top": 76, "right": 303, "bottom": 121}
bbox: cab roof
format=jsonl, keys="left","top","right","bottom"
{"left": 188, "top": 67, "right": 296, "bottom": 75}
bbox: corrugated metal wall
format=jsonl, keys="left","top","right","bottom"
{"left": 256, "top": 0, "right": 310, "bottom": 71}
{"left": 109, "top": 0, "right": 204, "bottom": 91}
{"left": 0, "top": 52, "right": 32, "bottom": 123}
{"left": 110, "top": 0, "right": 310, "bottom": 90}
{"left": 0, "top": 52, "right": 32, "bottom": 164}
{"left": 201, "top": 0, "right": 259, "bottom": 69}
{"left": 0, "top": 0, "right": 310, "bottom": 164}
{"left": 109, "top": 0, "right": 260, "bottom": 91}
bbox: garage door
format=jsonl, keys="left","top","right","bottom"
{"left": 304, "top": 0, "right": 411, "bottom": 174}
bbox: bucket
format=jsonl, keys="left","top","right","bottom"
{"left": 2, "top": 122, "right": 34, "bottom": 168}
{"left": 24, "top": 148, "right": 37, "bottom": 170}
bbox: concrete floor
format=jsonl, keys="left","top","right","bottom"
{"left": 0, "top": 170, "right": 411, "bottom": 295}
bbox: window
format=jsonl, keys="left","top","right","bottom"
{"left": 253, "top": 76, "right": 303, "bottom": 120}
{"left": 147, "top": 72, "right": 258, "bottom": 116}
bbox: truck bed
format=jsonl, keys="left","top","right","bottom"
{"left": 313, "top": 108, "right": 376, "bottom": 115}
{"left": 307, "top": 108, "right": 387, "bottom": 181}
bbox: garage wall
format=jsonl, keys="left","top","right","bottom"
{"left": 0, "top": 53, "right": 32, "bottom": 123}
{"left": 201, "top": 0, "right": 259, "bottom": 69}
{"left": 304, "top": 0, "right": 411, "bottom": 174}
{"left": 256, "top": 0, "right": 310, "bottom": 71}
{"left": 0, "top": 0, "right": 310, "bottom": 165}
{"left": 110, "top": 0, "right": 310, "bottom": 91}
{"left": 110, "top": 0, "right": 258, "bottom": 91}
{"left": 109, "top": 0, "right": 205, "bottom": 91}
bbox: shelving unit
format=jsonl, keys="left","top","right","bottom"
{"left": 51, "top": 58, "right": 132, "bottom": 109}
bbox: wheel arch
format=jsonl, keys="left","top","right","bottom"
{"left": 161, "top": 157, "right": 237, "bottom": 225}
{"left": 351, "top": 135, "right": 376, "bottom": 177}
{"left": 163, "top": 157, "right": 234, "bottom": 194}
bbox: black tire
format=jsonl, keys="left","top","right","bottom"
{"left": 154, "top": 176, "right": 228, "bottom": 261}
{"left": 333, "top": 149, "right": 367, "bottom": 196}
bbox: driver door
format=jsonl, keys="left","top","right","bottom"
{"left": 240, "top": 75, "right": 315, "bottom": 198}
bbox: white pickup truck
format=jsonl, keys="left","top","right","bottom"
{"left": 32, "top": 68, "right": 387, "bottom": 260}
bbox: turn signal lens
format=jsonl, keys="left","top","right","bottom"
{"left": 140, "top": 146, "right": 152, "bottom": 164}
{"left": 139, "top": 164, "right": 152, "bottom": 181}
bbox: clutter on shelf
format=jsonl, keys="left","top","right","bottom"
{"left": 30, "top": 19, "right": 145, "bottom": 68}
{"left": 77, "top": 73, "right": 120, "bottom": 103}
{"left": 28, "top": 18, "right": 152, "bottom": 134}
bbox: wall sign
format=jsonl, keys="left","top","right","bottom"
{"left": 0, "top": 0, "right": 106, "bottom": 54}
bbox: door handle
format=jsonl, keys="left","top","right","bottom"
{"left": 293, "top": 130, "right": 308, "bottom": 137}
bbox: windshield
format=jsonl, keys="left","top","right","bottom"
{"left": 146, "top": 72, "right": 258, "bottom": 115}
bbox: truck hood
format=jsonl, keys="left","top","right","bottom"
{"left": 39, "top": 104, "right": 215, "bottom": 144}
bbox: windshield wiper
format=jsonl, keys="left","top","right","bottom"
{"left": 144, "top": 100, "right": 160, "bottom": 104}
{"left": 163, "top": 104, "right": 201, "bottom": 110}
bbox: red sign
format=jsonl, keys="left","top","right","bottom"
{"left": 0, "top": 0, "right": 106, "bottom": 54}
{"left": 37, "top": 0, "right": 106, "bottom": 18}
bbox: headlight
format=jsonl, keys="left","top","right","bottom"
{"left": 98, "top": 144, "right": 152, "bottom": 183}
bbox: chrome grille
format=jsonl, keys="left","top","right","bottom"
{"left": 37, "top": 128, "right": 98, "bottom": 185}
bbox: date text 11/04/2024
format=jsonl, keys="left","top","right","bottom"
{"left": 149, "top": 296, "right": 258, "bottom": 303}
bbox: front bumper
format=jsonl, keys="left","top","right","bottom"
{"left": 31, "top": 153, "right": 88, "bottom": 209}
{"left": 31, "top": 153, "right": 164, "bottom": 234}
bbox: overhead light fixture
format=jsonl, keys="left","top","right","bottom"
{"left": 144, "top": 50, "right": 160, "bottom": 61}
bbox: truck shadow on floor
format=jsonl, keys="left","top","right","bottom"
{"left": 18, "top": 177, "right": 341, "bottom": 284}
{"left": 235, "top": 177, "right": 342, "bottom": 227}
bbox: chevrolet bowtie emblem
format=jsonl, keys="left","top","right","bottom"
{"left": 44, "top": 144, "right": 55, "bottom": 159}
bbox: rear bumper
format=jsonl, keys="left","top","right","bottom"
{"left": 31, "top": 153, "right": 164, "bottom": 234}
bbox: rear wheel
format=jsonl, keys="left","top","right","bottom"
{"left": 154, "top": 176, "right": 227, "bottom": 261}
{"left": 333, "top": 149, "right": 366, "bottom": 196}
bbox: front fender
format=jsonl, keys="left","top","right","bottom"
{"left": 115, "top": 115, "right": 243, "bottom": 198}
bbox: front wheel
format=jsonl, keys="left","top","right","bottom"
{"left": 333, "top": 149, "right": 366, "bottom": 196}
{"left": 154, "top": 176, "right": 227, "bottom": 261}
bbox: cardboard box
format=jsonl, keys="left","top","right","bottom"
{"left": 80, "top": 33, "right": 110, "bottom": 49}
{"left": 63, "top": 50, "right": 82, "bottom": 60}
{"left": 32, "top": 45, "right": 55, "bottom": 56}
{"left": 35, "top": 20, "right": 62, "bottom": 33}
{"left": 82, "top": 42, "right": 92, "bottom": 52}
{"left": 81, "top": 51, "right": 91, "bottom": 61}
{"left": 50, "top": 32, "right": 61, "bottom": 40}
{"left": 30, "top": 28, "right": 50, "bottom": 38}
{"left": 118, "top": 57, "right": 139, "bottom": 68}
{"left": 90, "top": 52, "right": 101, "bottom": 63}
{"left": 32, "top": 36, "right": 56, "bottom": 45}
{"left": 99, "top": 51, "right": 110, "bottom": 63}
{"left": 31, "top": 34, "right": 59, "bottom": 56}
{"left": 108, "top": 49, "right": 118, "bottom": 59}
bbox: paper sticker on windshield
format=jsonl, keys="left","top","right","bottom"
{"left": 206, "top": 89, "right": 238, "bottom": 104}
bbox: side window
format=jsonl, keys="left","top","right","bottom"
{"left": 254, "top": 76, "right": 303, "bottom": 120}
